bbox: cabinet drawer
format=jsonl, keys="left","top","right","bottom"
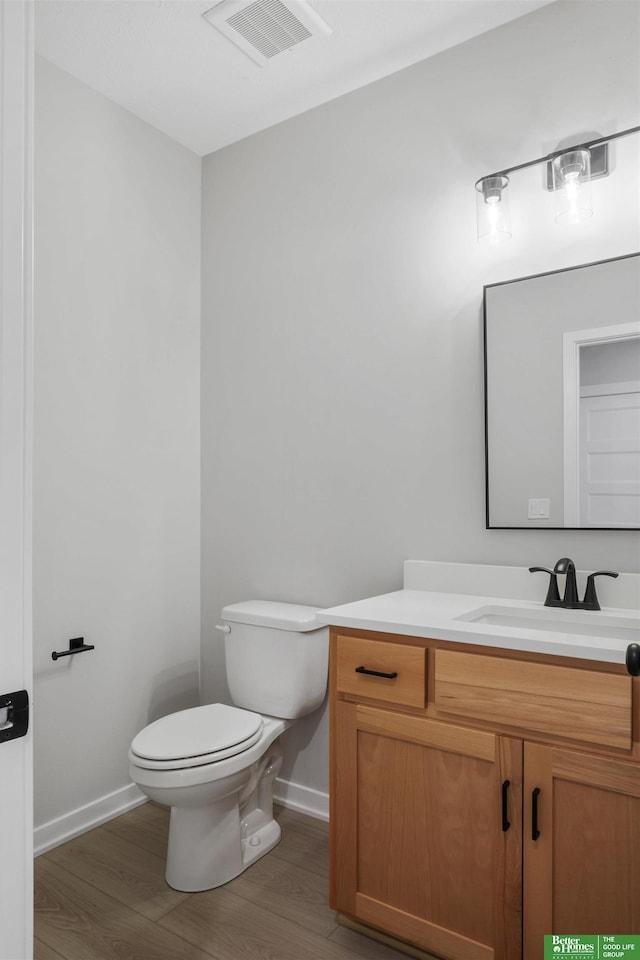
{"left": 336, "top": 635, "right": 426, "bottom": 708}
{"left": 434, "top": 650, "right": 632, "bottom": 751}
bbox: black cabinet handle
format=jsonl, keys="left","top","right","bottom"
{"left": 626, "top": 644, "right": 640, "bottom": 677}
{"left": 355, "top": 665, "right": 398, "bottom": 680}
{"left": 532, "top": 787, "right": 541, "bottom": 841}
{"left": 501, "top": 779, "right": 510, "bottom": 832}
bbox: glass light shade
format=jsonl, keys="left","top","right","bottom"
{"left": 551, "top": 148, "right": 593, "bottom": 224}
{"left": 475, "top": 175, "right": 511, "bottom": 243}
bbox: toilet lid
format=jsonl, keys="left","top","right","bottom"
{"left": 130, "top": 703, "right": 263, "bottom": 763}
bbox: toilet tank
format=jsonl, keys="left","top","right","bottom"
{"left": 220, "top": 601, "right": 329, "bottom": 719}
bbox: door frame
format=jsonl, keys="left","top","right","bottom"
{"left": 562, "top": 321, "right": 640, "bottom": 526}
{"left": 0, "top": 1, "right": 34, "bottom": 956}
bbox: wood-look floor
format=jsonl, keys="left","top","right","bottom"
{"left": 34, "top": 802, "right": 409, "bottom": 960}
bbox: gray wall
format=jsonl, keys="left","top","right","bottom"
{"left": 34, "top": 58, "right": 201, "bottom": 830}
{"left": 201, "top": 1, "right": 640, "bottom": 794}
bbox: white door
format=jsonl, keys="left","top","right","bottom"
{"left": 0, "top": 2, "right": 34, "bottom": 958}
{"left": 579, "top": 390, "right": 640, "bottom": 527}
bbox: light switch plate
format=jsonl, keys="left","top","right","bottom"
{"left": 528, "top": 498, "right": 550, "bottom": 519}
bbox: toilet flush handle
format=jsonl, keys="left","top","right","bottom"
{"left": 215, "top": 623, "right": 231, "bottom": 634}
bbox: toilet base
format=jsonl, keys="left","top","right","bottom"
{"left": 162, "top": 739, "right": 285, "bottom": 892}
{"left": 165, "top": 800, "right": 282, "bottom": 892}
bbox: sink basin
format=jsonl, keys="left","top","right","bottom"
{"left": 456, "top": 605, "right": 640, "bottom": 643}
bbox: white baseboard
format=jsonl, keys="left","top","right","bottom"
{"left": 34, "top": 782, "right": 147, "bottom": 857}
{"left": 34, "top": 776, "right": 328, "bottom": 856}
{"left": 274, "top": 776, "right": 329, "bottom": 822}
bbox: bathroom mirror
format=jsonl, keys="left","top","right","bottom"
{"left": 484, "top": 252, "right": 640, "bottom": 529}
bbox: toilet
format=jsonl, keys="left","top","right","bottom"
{"left": 128, "top": 600, "right": 329, "bottom": 892}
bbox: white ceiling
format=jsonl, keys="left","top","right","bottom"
{"left": 35, "top": 0, "right": 554, "bottom": 157}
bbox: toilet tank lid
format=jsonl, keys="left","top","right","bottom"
{"left": 221, "top": 600, "right": 323, "bottom": 632}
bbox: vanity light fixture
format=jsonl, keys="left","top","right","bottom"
{"left": 475, "top": 125, "right": 640, "bottom": 242}
{"left": 475, "top": 175, "right": 511, "bottom": 244}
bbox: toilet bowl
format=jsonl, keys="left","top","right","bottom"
{"left": 129, "top": 601, "right": 328, "bottom": 892}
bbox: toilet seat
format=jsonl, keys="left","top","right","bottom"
{"left": 130, "top": 703, "right": 263, "bottom": 770}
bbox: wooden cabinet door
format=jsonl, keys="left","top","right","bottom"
{"left": 331, "top": 702, "right": 523, "bottom": 960}
{"left": 523, "top": 743, "right": 640, "bottom": 960}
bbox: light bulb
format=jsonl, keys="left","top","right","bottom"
{"left": 475, "top": 176, "right": 511, "bottom": 243}
{"left": 486, "top": 198, "right": 503, "bottom": 243}
{"left": 564, "top": 173, "right": 581, "bottom": 224}
{"left": 552, "top": 149, "right": 593, "bottom": 224}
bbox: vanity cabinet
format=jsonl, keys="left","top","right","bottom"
{"left": 330, "top": 629, "right": 640, "bottom": 960}
{"left": 332, "top": 699, "right": 523, "bottom": 960}
{"left": 523, "top": 743, "right": 640, "bottom": 959}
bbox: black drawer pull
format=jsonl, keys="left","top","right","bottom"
{"left": 501, "top": 780, "right": 511, "bottom": 832}
{"left": 355, "top": 665, "right": 398, "bottom": 680}
{"left": 532, "top": 787, "right": 541, "bottom": 841}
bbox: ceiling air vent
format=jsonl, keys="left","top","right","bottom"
{"left": 203, "top": 0, "right": 332, "bottom": 66}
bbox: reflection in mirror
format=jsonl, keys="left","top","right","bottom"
{"left": 484, "top": 253, "right": 640, "bottom": 529}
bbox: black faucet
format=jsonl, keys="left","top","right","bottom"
{"left": 529, "top": 558, "right": 618, "bottom": 611}
{"left": 554, "top": 557, "right": 579, "bottom": 607}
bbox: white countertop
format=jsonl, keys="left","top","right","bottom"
{"left": 317, "top": 588, "right": 640, "bottom": 666}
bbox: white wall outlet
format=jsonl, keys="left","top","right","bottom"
{"left": 528, "top": 498, "right": 550, "bottom": 519}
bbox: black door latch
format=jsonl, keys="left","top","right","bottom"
{"left": 0, "top": 690, "right": 29, "bottom": 743}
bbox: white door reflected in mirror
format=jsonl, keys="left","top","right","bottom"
{"left": 564, "top": 329, "right": 640, "bottom": 528}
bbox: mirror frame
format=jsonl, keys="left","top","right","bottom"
{"left": 483, "top": 252, "right": 640, "bottom": 531}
